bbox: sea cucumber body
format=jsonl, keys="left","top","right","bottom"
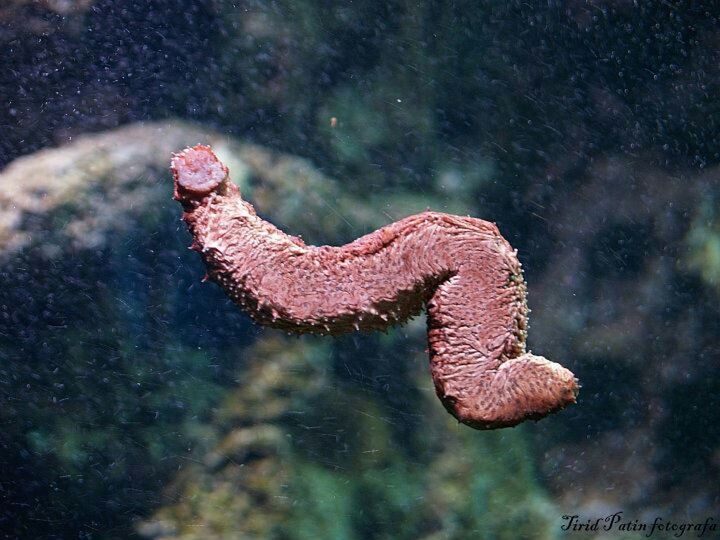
{"left": 173, "top": 146, "right": 578, "bottom": 429}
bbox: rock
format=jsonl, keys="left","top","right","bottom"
{"left": 0, "top": 120, "right": 383, "bottom": 259}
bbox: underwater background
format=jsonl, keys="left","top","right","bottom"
{"left": 1, "top": 1, "right": 718, "bottom": 539}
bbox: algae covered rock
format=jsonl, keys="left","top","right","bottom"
{"left": 138, "top": 335, "right": 559, "bottom": 540}
{"left": 0, "top": 120, "right": 385, "bottom": 258}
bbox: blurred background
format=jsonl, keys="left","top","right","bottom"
{"left": 1, "top": 1, "right": 719, "bottom": 538}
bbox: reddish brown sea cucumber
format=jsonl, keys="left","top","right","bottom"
{"left": 172, "top": 145, "right": 578, "bottom": 429}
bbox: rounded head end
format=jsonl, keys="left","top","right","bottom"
{"left": 172, "top": 145, "right": 228, "bottom": 200}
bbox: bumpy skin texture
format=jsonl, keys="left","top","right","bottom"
{"left": 172, "top": 145, "right": 578, "bottom": 429}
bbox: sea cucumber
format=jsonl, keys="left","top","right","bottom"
{"left": 171, "top": 145, "right": 578, "bottom": 429}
